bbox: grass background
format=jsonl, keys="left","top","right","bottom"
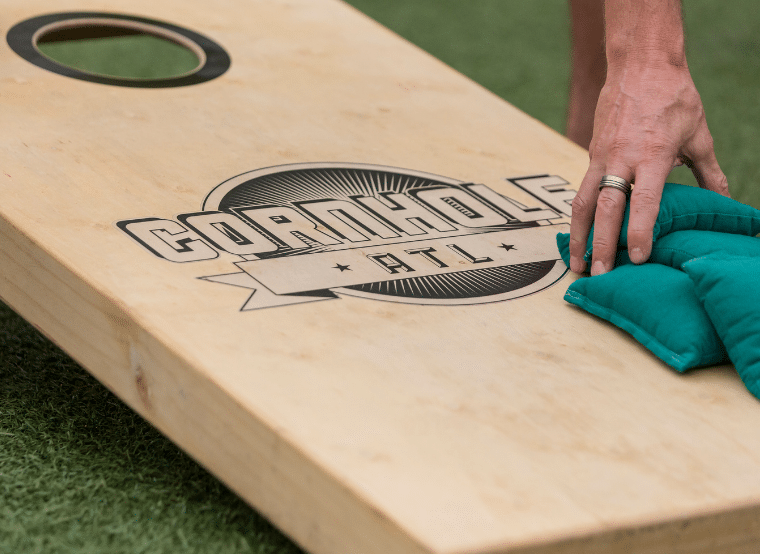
{"left": 4, "top": 1, "right": 760, "bottom": 552}
{"left": 38, "top": 34, "right": 200, "bottom": 80}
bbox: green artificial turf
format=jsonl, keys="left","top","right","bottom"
{"left": 3, "top": 2, "right": 760, "bottom": 553}
{"left": 0, "top": 304, "right": 303, "bottom": 554}
{"left": 346, "top": 0, "right": 760, "bottom": 208}
{"left": 37, "top": 35, "right": 200, "bottom": 80}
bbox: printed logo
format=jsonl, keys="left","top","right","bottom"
{"left": 117, "top": 163, "right": 574, "bottom": 310}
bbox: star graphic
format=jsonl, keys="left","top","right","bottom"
{"left": 333, "top": 263, "right": 351, "bottom": 272}
{"left": 498, "top": 243, "right": 516, "bottom": 251}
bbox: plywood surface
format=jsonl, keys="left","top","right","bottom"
{"left": 2, "top": 1, "right": 760, "bottom": 553}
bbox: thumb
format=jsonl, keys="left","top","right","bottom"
{"left": 684, "top": 121, "right": 730, "bottom": 197}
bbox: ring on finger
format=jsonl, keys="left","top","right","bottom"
{"left": 598, "top": 174, "right": 633, "bottom": 195}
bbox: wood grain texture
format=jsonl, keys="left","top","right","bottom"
{"left": 2, "top": 0, "right": 760, "bottom": 553}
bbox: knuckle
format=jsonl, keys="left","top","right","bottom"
{"left": 596, "top": 192, "right": 623, "bottom": 217}
{"left": 568, "top": 236, "right": 587, "bottom": 256}
{"left": 687, "top": 131, "right": 713, "bottom": 158}
{"left": 589, "top": 141, "right": 605, "bottom": 160}
{"left": 606, "top": 138, "right": 630, "bottom": 160}
{"left": 714, "top": 173, "right": 730, "bottom": 196}
{"left": 587, "top": 142, "right": 596, "bottom": 161}
{"left": 633, "top": 187, "right": 660, "bottom": 208}
{"left": 592, "top": 239, "right": 617, "bottom": 261}
{"left": 569, "top": 236, "right": 586, "bottom": 248}
{"left": 590, "top": 134, "right": 631, "bottom": 163}
{"left": 571, "top": 194, "right": 592, "bottom": 217}
{"left": 592, "top": 235, "right": 616, "bottom": 251}
{"left": 643, "top": 141, "right": 671, "bottom": 160}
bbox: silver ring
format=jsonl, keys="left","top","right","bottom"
{"left": 598, "top": 174, "right": 632, "bottom": 195}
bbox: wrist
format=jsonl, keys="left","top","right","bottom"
{"left": 606, "top": 42, "right": 687, "bottom": 73}
{"left": 604, "top": 0, "right": 687, "bottom": 72}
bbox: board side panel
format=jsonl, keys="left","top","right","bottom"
{"left": 0, "top": 214, "right": 431, "bottom": 554}
{"left": 479, "top": 502, "right": 760, "bottom": 554}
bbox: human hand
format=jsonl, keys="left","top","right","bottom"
{"left": 569, "top": 62, "right": 729, "bottom": 276}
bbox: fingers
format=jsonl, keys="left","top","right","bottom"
{"left": 571, "top": 164, "right": 635, "bottom": 276}
{"left": 626, "top": 165, "right": 669, "bottom": 264}
{"left": 569, "top": 164, "right": 604, "bottom": 273}
{"left": 684, "top": 121, "right": 730, "bottom": 197}
{"left": 574, "top": 141, "right": 721, "bottom": 272}
{"left": 587, "top": 163, "right": 634, "bottom": 275}
{"left": 590, "top": 184, "right": 629, "bottom": 275}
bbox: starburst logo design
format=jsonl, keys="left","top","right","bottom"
{"left": 118, "top": 163, "right": 574, "bottom": 310}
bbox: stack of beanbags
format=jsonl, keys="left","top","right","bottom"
{"left": 556, "top": 183, "right": 760, "bottom": 399}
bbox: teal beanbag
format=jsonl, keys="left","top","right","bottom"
{"left": 581, "top": 183, "right": 760, "bottom": 263}
{"left": 556, "top": 232, "right": 631, "bottom": 270}
{"left": 556, "top": 232, "right": 571, "bottom": 266}
{"left": 683, "top": 255, "right": 760, "bottom": 399}
{"left": 564, "top": 263, "right": 727, "bottom": 371}
{"left": 649, "top": 231, "right": 760, "bottom": 269}
{"left": 557, "top": 183, "right": 760, "bottom": 384}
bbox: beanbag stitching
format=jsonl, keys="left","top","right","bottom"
{"left": 651, "top": 246, "right": 693, "bottom": 256}
{"left": 564, "top": 289, "right": 689, "bottom": 370}
{"left": 688, "top": 254, "right": 719, "bottom": 264}
{"left": 650, "top": 246, "right": 696, "bottom": 266}
{"left": 661, "top": 212, "right": 760, "bottom": 231}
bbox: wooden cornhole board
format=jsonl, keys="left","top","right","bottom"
{"left": 2, "top": 0, "right": 760, "bottom": 552}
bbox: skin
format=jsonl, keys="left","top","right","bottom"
{"left": 567, "top": 0, "right": 606, "bottom": 150}
{"left": 566, "top": 0, "right": 729, "bottom": 276}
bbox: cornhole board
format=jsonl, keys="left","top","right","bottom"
{"left": 2, "top": 0, "right": 760, "bottom": 552}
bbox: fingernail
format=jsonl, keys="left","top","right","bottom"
{"left": 570, "top": 256, "right": 585, "bottom": 274}
{"left": 590, "top": 261, "right": 606, "bottom": 276}
{"left": 630, "top": 247, "right": 645, "bottom": 264}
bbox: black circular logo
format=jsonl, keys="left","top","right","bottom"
{"left": 6, "top": 12, "right": 230, "bottom": 88}
{"left": 200, "top": 163, "right": 567, "bottom": 306}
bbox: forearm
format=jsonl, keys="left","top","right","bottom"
{"left": 604, "top": 0, "right": 686, "bottom": 72}
{"left": 567, "top": 0, "right": 606, "bottom": 147}
{"left": 570, "top": 0, "right": 727, "bottom": 275}
{"left": 570, "top": 0, "right": 605, "bottom": 79}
